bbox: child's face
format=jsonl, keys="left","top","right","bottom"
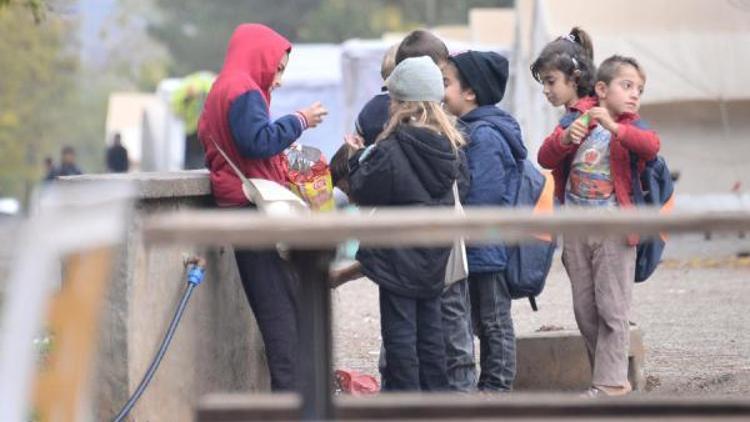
{"left": 540, "top": 69, "right": 578, "bottom": 108}
{"left": 596, "top": 64, "right": 644, "bottom": 117}
{"left": 270, "top": 53, "right": 289, "bottom": 92}
{"left": 441, "top": 62, "right": 476, "bottom": 117}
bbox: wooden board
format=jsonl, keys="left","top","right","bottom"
{"left": 144, "top": 207, "right": 750, "bottom": 248}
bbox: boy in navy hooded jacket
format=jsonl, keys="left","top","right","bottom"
{"left": 442, "top": 51, "right": 526, "bottom": 392}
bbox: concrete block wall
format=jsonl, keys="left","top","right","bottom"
{"left": 60, "top": 171, "right": 270, "bottom": 421}
{"left": 515, "top": 325, "right": 645, "bottom": 391}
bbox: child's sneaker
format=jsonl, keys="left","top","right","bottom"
{"left": 581, "top": 383, "right": 632, "bottom": 398}
{"left": 580, "top": 386, "right": 606, "bottom": 398}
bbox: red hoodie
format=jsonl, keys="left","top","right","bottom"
{"left": 537, "top": 96, "right": 661, "bottom": 209}
{"left": 198, "top": 24, "right": 305, "bottom": 207}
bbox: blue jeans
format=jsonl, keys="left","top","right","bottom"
{"left": 441, "top": 279, "right": 477, "bottom": 392}
{"left": 469, "top": 271, "right": 516, "bottom": 392}
{"left": 379, "top": 287, "right": 448, "bottom": 391}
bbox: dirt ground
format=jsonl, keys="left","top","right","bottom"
{"left": 331, "top": 233, "right": 750, "bottom": 397}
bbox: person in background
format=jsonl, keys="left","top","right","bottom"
{"left": 43, "top": 156, "right": 55, "bottom": 181}
{"left": 47, "top": 146, "right": 83, "bottom": 179}
{"left": 172, "top": 71, "right": 215, "bottom": 169}
{"left": 106, "top": 133, "right": 130, "bottom": 173}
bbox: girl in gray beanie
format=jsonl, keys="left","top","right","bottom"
{"left": 344, "top": 56, "right": 467, "bottom": 391}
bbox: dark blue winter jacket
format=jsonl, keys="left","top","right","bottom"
{"left": 349, "top": 124, "right": 461, "bottom": 299}
{"left": 460, "top": 106, "right": 527, "bottom": 273}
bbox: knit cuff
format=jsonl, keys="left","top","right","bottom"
{"left": 294, "top": 111, "right": 309, "bottom": 131}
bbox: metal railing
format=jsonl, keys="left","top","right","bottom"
{"left": 142, "top": 206, "right": 750, "bottom": 421}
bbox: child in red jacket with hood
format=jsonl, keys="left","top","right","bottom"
{"left": 198, "top": 23, "right": 327, "bottom": 391}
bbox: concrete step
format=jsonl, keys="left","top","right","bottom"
{"left": 515, "top": 325, "right": 645, "bottom": 391}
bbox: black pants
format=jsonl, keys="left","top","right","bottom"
{"left": 235, "top": 249, "right": 301, "bottom": 391}
{"left": 379, "top": 287, "right": 448, "bottom": 391}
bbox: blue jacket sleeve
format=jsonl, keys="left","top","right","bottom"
{"left": 464, "top": 126, "right": 514, "bottom": 206}
{"left": 228, "top": 90, "right": 303, "bottom": 159}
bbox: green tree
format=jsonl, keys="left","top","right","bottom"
{"left": 146, "top": 0, "right": 514, "bottom": 75}
{"left": 0, "top": 0, "right": 45, "bottom": 22}
{"left": 0, "top": 0, "right": 82, "bottom": 203}
{"left": 147, "top": 0, "right": 322, "bottom": 76}
{"left": 298, "top": 0, "right": 415, "bottom": 43}
{"left": 395, "top": 0, "right": 514, "bottom": 27}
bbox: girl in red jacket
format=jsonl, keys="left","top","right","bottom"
{"left": 536, "top": 51, "right": 661, "bottom": 397}
{"left": 198, "top": 24, "right": 327, "bottom": 391}
{"left": 531, "top": 27, "right": 598, "bottom": 202}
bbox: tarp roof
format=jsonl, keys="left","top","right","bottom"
{"left": 512, "top": 0, "right": 750, "bottom": 158}
{"left": 519, "top": 0, "right": 750, "bottom": 104}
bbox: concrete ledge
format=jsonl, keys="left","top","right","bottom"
{"left": 58, "top": 171, "right": 268, "bottom": 421}
{"left": 515, "top": 325, "right": 645, "bottom": 391}
{"left": 58, "top": 170, "right": 211, "bottom": 199}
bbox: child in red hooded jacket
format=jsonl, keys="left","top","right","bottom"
{"left": 198, "top": 23, "right": 327, "bottom": 391}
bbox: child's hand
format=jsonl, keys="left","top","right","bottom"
{"left": 329, "top": 262, "right": 362, "bottom": 288}
{"left": 588, "top": 107, "right": 619, "bottom": 134}
{"left": 299, "top": 101, "right": 328, "bottom": 128}
{"left": 564, "top": 113, "right": 589, "bottom": 145}
{"left": 344, "top": 133, "right": 365, "bottom": 150}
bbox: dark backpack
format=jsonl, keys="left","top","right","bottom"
{"left": 630, "top": 152, "right": 675, "bottom": 282}
{"left": 560, "top": 112, "right": 674, "bottom": 282}
{"left": 474, "top": 121, "right": 556, "bottom": 311}
{"left": 505, "top": 159, "right": 556, "bottom": 309}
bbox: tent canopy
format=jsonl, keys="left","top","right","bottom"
{"left": 512, "top": 0, "right": 750, "bottom": 159}
{"left": 522, "top": 0, "right": 750, "bottom": 104}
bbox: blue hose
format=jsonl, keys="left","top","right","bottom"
{"left": 112, "top": 264, "right": 205, "bottom": 422}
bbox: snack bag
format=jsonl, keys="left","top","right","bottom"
{"left": 286, "top": 145, "right": 335, "bottom": 212}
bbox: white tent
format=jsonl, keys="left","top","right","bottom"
{"left": 140, "top": 78, "right": 188, "bottom": 172}
{"left": 512, "top": 0, "right": 750, "bottom": 194}
{"left": 270, "top": 44, "right": 344, "bottom": 160}
{"left": 105, "top": 93, "right": 163, "bottom": 168}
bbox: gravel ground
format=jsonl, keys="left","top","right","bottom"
{"left": 332, "top": 234, "right": 750, "bottom": 397}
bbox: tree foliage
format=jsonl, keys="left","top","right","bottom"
{"left": 147, "top": 0, "right": 322, "bottom": 76}
{"left": 0, "top": 0, "right": 47, "bottom": 23}
{"left": 0, "top": 1, "right": 94, "bottom": 202}
{"left": 148, "top": 0, "right": 514, "bottom": 75}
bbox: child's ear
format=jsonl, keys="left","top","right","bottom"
{"left": 465, "top": 88, "right": 477, "bottom": 103}
{"left": 594, "top": 81, "right": 608, "bottom": 99}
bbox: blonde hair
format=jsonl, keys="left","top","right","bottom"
{"left": 381, "top": 44, "right": 399, "bottom": 81}
{"left": 376, "top": 100, "right": 466, "bottom": 150}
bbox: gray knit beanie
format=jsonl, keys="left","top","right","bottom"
{"left": 385, "top": 56, "right": 444, "bottom": 102}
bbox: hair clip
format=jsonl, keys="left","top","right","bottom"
{"left": 571, "top": 57, "right": 579, "bottom": 69}
{"left": 562, "top": 33, "right": 576, "bottom": 43}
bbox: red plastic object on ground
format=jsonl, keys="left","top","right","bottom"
{"left": 335, "top": 369, "right": 380, "bottom": 395}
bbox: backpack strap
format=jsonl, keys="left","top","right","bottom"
{"left": 528, "top": 296, "right": 538, "bottom": 312}
{"left": 628, "top": 118, "right": 652, "bottom": 206}
{"left": 559, "top": 110, "right": 582, "bottom": 129}
{"left": 630, "top": 152, "right": 646, "bottom": 205}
